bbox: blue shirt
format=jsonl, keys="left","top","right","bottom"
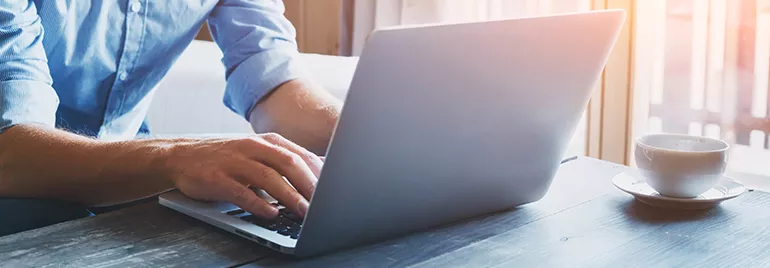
{"left": 0, "top": 0, "right": 306, "bottom": 140}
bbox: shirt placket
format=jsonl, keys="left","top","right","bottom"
{"left": 98, "top": 0, "right": 146, "bottom": 139}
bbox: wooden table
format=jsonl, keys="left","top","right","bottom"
{"left": 2, "top": 157, "right": 769, "bottom": 268}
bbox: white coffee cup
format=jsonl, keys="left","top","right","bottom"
{"left": 634, "top": 133, "right": 729, "bottom": 198}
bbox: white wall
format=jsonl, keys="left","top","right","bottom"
{"left": 148, "top": 41, "right": 358, "bottom": 135}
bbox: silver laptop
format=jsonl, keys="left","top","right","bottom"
{"left": 159, "top": 10, "right": 626, "bottom": 257}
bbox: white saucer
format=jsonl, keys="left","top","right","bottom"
{"left": 612, "top": 171, "right": 746, "bottom": 210}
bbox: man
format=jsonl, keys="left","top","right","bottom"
{"left": 0, "top": 0, "right": 342, "bottom": 236}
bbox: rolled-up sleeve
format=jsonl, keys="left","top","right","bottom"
{"left": 0, "top": 1, "right": 58, "bottom": 134}
{"left": 207, "top": 0, "right": 307, "bottom": 120}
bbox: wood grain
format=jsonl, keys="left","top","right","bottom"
{"left": 416, "top": 192, "right": 769, "bottom": 268}
{"left": 576, "top": 191, "right": 770, "bottom": 268}
{"left": 239, "top": 157, "right": 627, "bottom": 268}
{"left": 0, "top": 204, "right": 274, "bottom": 268}
{"left": 239, "top": 192, "right": 770, "bottom": 268}
{"left": 2, "top": 158, "right": 768, "bottom": 268}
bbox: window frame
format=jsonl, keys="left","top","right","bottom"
{"left": 586, "top": 0, "right": 636, "bottom": 165}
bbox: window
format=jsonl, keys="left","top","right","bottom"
{"left": 348, "top": 0, "right": 770, "bottom": 185}
{"left": 632, "top": 0, "right": 770, "bottom": 186}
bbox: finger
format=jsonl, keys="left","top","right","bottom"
{"left": 230, "top": 160, "right": 310, "bottom": 217}
{"left": 261, "top": 133, "right": 324, "bottom": 179}
{"left": 237, "top": 135, "right": 318, "bottom": 199}
{"left": 217, "top": 178, "right": 278, "bottom": 218}
{"left": 264, "top": 146, "right": 317, "bottom": 200}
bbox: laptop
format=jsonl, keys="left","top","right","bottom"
{"left": 159, "top": 10, "right": 626, "bottom": 257}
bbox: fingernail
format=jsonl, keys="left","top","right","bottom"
{"left": 298, "top": 199, "right": 310, "bottom": 216}
{"left": 267, "top": 206, "right": 279, "bottom": 218}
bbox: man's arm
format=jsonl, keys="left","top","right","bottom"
{"left": 0, "top": 2, "right": 320, "bottom": 217}
{"left": 251, "top": 79, "right": 342, "bottom": 155}
{"left": 0, "top": 2, "right": 165, "bottom": 205}
{"left": 0, "top": 125, "right": 320, "bottom": 217}
{"left": 0, "top": 125, "right": 173, "bottom": 205}
{"left": 207, "top": 0, "right": 342, "bottom": 155}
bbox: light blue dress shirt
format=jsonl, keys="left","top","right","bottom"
{"left": 0, "top": 0, "right": 305, "bottom": 140}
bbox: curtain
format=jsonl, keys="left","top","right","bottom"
{"left": 348, "top": 0, "right": 593, "bottom": 55}
{"left": 399, "top": 0, "right": 592, "bottom": 24}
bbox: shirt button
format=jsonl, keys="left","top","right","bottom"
{"left": 130, "top": 1, "right": 142, "bottom": 13}
{"left": 119, "top": 72, "right": 128, "bottom": 81}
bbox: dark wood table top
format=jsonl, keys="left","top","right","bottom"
{"left": 2, "top": 157, "right": 769, "bottom": 268}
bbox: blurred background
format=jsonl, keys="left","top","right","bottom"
{"left": 191, "top": 0, "right": 770, "bottom": 185}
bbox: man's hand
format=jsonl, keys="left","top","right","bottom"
{"left": 160, "top": 133, "right": 323, "bottom": 218}
{"left": 0, "top": 125, "right": 323, "bottom": 219}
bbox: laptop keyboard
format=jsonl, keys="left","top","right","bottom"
{"left": 224, "top": 204, "right": 303, "bottom": 239}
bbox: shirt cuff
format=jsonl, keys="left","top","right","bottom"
{"left": 0, "top": 80, "right": 59, "bottom": 134}
{"left": 223, "top": 49, "right": 308, "bottom": 121}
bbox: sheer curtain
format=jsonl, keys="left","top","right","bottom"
{"left": 399, "top": 0, "right": 591, "bottom": 24}
{"left": 351, "top": 0, "right": 592, "bottom": 55}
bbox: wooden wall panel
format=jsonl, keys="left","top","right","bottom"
{"left": 285, "top": 0, "right": 342, "bottom": 55}
{"left": 196, "top": 0, "right": 342, "bottom": 56}
{"left": 283, "top": 0, "right": 305, "bottom": 51}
